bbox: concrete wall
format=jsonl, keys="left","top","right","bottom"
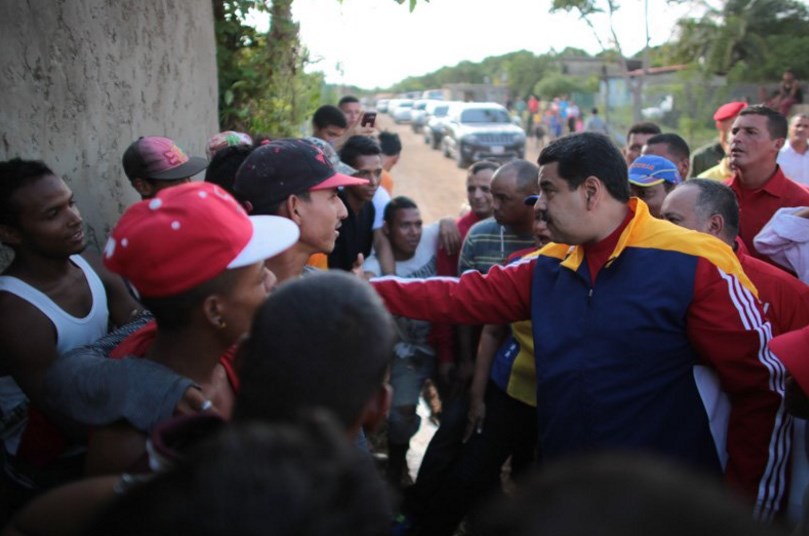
{"left": 0, "top": 0, "right": 219, "bottom": 261}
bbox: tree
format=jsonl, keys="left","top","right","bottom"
{"left": 214, "top": 1, "right": 324, "bottom": 136}
{"left": 670, "top": 0, "right": 809, "bottom": 81}
{"left": 550, "top": 0, "right": 650, "bottom": 122}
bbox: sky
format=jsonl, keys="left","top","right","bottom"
{"left": 249, "top": 0, "right": 697, "bottom": 89}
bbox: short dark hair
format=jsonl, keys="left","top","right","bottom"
{"left": 739, "top": 105, "right": 788, "bottom": 139}
{"left": 139, "top": 268, "right": 243, "bottom": 332}
{"left": 0, "top": 158, "right": 55, "bottom": 226}
{"left": 84, "top": 414, "right": 392, "bottom": 536}
{"left": 538, "top": 133, "right": 629, "bottom": 202}
{"left": 339, "top": 136, "right": 382, "bottom": 169}
{"left": 680, "top": 179, "right": 740, "bottom": 240}
{"left": 378, "top": 132, "right": 402, "bottom": 157}
{"left": 474, "top": 453, "right": 778, "bottom": 536}
{"left": 646, "top": 133, "right": 691, "bottom": 160}
{"left": 468, "top": 160, "right": 499, "bottom": 176}
{"left": 235, "top": 271, "right": 395, "bottom": 430}
{"left": 312, "top": 105, "right": 348, "bottom": 130}
{"left": 338, "top": 95, "right": 360, "bottom": 107}
{"left": 383, "top": 196, "right": 418, "bottom": 226}
{"left": 496, "top": 160, "right": 539, "bottom": 194}
{"left": 205, "top": 145, "right": 255, "bottom": 199}
{"left": 627, "top": 122, "right": 662, "bottom": 141}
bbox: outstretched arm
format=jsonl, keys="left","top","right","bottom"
{"left": 371, "top": 258, "right": 535, "bottom": 325}
{"left": 42, "top": 313, "right": 196, "bottom": 431}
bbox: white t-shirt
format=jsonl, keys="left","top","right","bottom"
{"left": 371, "top": 187, "right": 391, "bottom": 231}
{"left": 363, "top": 222, "right": 439, "bottom": 277}
{"left": 778, "top": 143, "right": 809, "bottom": 185}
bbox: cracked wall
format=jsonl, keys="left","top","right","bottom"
{"left": 0, "top": 0, "right": 219, "bottom": 263}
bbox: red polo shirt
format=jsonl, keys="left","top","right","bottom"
{"left": 728, "top": 166, "right": 809, "bottom": 264}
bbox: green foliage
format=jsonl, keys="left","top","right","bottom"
{"left": 669, "top": 0, "right": 809, "bottom": 82}
{"left": 390, "top": 50, "right": 556, "bottom": 100}
{"left": 533, "top": 71, "right": 597, "bottom": 100}
{"left": 214, "top": 0, "right": 323, "bottom": 136}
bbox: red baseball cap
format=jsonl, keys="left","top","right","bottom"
{"left": 769, "top": 325, "right": 809, "bottom": 395}
{"left": 122, "top": 136, "right": 208, "bottom": 181}
{"left": 713, "top": 102, "right": 747, "bottom": 121}
{"left": 103, "top": 182, "right": 299, "bottom": 298}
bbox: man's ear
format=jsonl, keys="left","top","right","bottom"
{"left": 285, "top": 195, "right": 304, "bottom": 225}
{"left": 130, "top": 178, "right": 154, "bottom": 198}
{"left": 583, "top": 176, "right": 600, "bottom": 206}
{"left": 382, "top": 221, "right": 390, "bottom": 237}
{"left": 774, "top": 137, "right": 786, "bottom": 152}
{"left": 0, "top": 224, "right": 22, "bottom": 247}
{"left": 357, "top": 383, "right": 392, "bottom": 434}
{"left": 202, "top": 294, "right": 225, "bottom": 330}
{"left": 707, "top": 213, "right": 725, "bottom": 238}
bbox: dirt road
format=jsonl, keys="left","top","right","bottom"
{"left": 376, "top": 114, "right": 540, "bottom": 224}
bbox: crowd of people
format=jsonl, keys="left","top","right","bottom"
{"left": 1, "top": 90, "right": 809, "bottom": 536}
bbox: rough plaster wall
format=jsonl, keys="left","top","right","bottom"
{"left": 0, "top": 0, "right": 219, "bottom": 264}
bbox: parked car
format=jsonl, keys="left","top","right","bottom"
{"left": 421, "top": 89, "right": 445, "bottom": 101}
{"left": 376, "top": 99, "right": 390, "bottom": 114}
{"left": 392, "top": 99, "right": 415, "bottom": 123}
{"left": 385, "top": 98, "right": 404, "bottom": 115}
{"left": 441, "top": 102, "right": 526, "bottom": 168}
{"left": 423, "top": 101, "right": 452, "bottom": 149}
{"left": 410, "top": 100, "right": 439, "bottom": 133}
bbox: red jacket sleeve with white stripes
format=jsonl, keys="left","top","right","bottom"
{"left": 688, "top": 257, "right": 790, "bottom": 521}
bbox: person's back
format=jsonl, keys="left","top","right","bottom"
{"left": 234, "top": 271, "right": 395, "bottom": 439}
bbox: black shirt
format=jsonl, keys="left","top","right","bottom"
{"left": 328, "top": 192, "right": 375, "bottom": 271}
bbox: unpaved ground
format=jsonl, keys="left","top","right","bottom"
{"left": 377, "top": 114, "right": 540, "bottom": 224}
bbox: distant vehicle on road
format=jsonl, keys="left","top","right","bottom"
{"left": 423, "top": 101, "right": 452, "bottom": 149}
{"left": 392, "top": 99, "right": 415, "bottom": 123}
{"left": 441, "top": 102, "right": 526, "bottom": 168}
{"left": 376, "top": 99, "right": 390, "bottom": 113}
{"left": 411, "top": 100, "right": 441, "bottom": 133}
{"left": 385, "top": 99, "right": 404, "bottom": 115}
{"left": 422, "top": 89, "right": 444, "bottom": 100}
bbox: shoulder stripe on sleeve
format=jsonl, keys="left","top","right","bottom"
{"left": 719, "top": 268, "right": 791, "bottom": 522}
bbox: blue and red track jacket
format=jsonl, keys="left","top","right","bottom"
{"left": 372, "top": 199, "right": 791, "bottom": 521}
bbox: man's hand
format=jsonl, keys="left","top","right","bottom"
{"left": 334, "top": 109, "right": 377, "bottom": 150}
{"left": 463, "top": 390, "right": 486, "bottom": 443}
{"left": 174, "top": 386, "right": 220, "bottom": 417}
{"left": 794, "top": 207, "right": 809, "bottom": 219}
{"left": 438, "top": 217, "right": 462, "bottom": 256}
{"left": 351, "top": 253, "right": 370, "bottom": 279}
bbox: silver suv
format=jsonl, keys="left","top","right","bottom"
{"left": 441, "top": 103, "right": 526, "bottom": 168}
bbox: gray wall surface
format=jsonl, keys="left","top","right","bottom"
{"left": 0, "top": 0, "right": 219, "bottom": 261}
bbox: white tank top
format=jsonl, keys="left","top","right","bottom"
{"left": 0, "top": 255, "right": 109, "bottom": 454}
